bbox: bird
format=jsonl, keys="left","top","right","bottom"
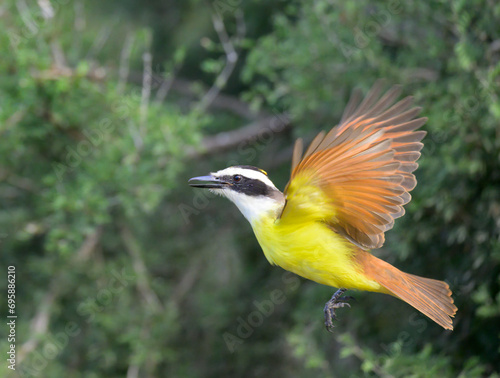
{"left": 189, "top": 81, "right": 457, "bottom": 331}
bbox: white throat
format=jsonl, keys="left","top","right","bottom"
{"left": 211, "top": 188, "right": 283, "bottom": 224}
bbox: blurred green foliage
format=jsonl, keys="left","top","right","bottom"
{"left": 0, "top": 0, "right": 499, "bottom": 377}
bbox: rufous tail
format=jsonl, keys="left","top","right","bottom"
{"left": 356, "top": 251, "right": 457, "bottom": 330}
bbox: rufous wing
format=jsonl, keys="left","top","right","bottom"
{"left": 283, "top": 81, "right": 427, "bottom": 250}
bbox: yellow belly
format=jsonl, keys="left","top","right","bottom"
{"left": 251, "top": 216, "right": 385, "bottom": 292}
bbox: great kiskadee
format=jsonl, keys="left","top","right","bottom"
{"left": 189, "top": 82, "right": 457, "bottom": 331}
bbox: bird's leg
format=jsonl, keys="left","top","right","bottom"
{"left": 324, "top": 288, "right": 355, "bottom": 332}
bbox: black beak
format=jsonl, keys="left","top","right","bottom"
{"left": 188, "top": 175, "right": 228, "bottom": 189}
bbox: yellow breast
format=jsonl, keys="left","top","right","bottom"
{"left": 250, "top": 216, "right": 384, "bottom": 292}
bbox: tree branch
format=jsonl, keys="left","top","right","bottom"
{"left": 18, "top": 228, "right": 102, "bottom": 364}
{"left": 16, "top": 0, "right": 40, "bottom": 35}
{"left": 85, "top": 22, "right": 113, "bottom": 61}
{"left": 120, "top": 225, "right": 163, "bottom": 312}
{"left": 155, "top": 68, "right": 177, "bottom": 104}
{"left": 187, "top": 113, "right": 291, "bottom": 158}
{"left": 37, "top": 0, "right": 54, "bottom": 20}
{"left": 117, "top": 33, "right": 135, "bottom": 94}
{"left": 196, "top": 10, "right": 245, "bottom": 113}
{"left": 140, "top": 51, "right": 152, "bottom": 135}
{"left": 50, "top": 41, "right": 68, "bottom": 68}
{"left": 171, "top": 258, "right": 203, "bottom": 304}
{"left": 165, "top": 77, "right": 260, "bottom": 119}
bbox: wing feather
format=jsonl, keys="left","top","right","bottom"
{"left": 291, "top": 138, "right": 304, "bottom": 173}
{"left": 281, "top": 83, "right": 427, "bottom": 249}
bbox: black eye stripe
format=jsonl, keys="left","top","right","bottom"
{"left": 220, "top": 174, "right": 249, "bottom": 183}
{"left": 219, "top": 175, "right": 272, "bottom": 196}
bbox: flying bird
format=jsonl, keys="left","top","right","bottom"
{"left": 189, "top": 82, "right": 457, "bottom": 331}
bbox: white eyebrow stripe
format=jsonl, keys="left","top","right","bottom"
{"left": 213, "top": 167, "right": 277, "bottom": 189}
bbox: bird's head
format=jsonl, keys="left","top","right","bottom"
{"left": 189, "top": 165, "right": 285, "bottom": 223}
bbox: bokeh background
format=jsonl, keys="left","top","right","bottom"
{"left": 1, "top": 0, "right": 499, "bottom": 377}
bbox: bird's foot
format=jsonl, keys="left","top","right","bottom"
{"left": 324, "top": 288, "right": 354, "bottom": 332}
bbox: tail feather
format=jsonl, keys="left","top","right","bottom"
{"left": 357, "top": 251, "right": 457, "bottom": 330}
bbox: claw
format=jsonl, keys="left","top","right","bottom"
{"left": 340, "top": 295, "right": 356, "bottom": 302}
{"left": 323, "top": 288, "right": 354, "bottom": 332}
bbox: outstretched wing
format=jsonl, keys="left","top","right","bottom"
{"left": 281, "top": 81, "right": 427, "bottom": 250}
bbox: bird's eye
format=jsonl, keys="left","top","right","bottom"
{"left": 234, "top": 175, "right": 242, "bottom": 182}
